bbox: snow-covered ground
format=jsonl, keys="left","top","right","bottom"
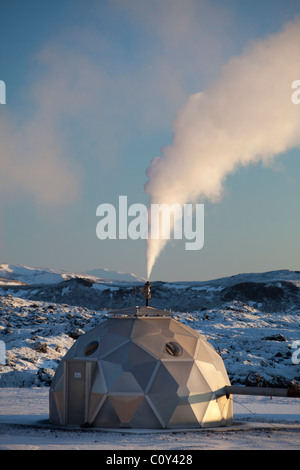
{"left": 0, "top": 264, "right": 299, "bottom": 449}
{"left": 0, "top": 388, "right": 299, "bottom": 449}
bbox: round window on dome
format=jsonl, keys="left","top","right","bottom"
{"left": 84, "top": 341, "right": 99, "bottom": 356}
{"left": 165, "top": 341, "right": 183, "bottom": 357}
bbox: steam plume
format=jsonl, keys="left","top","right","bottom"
{"left": 145, "top": 19, "right": 300, "bottom": 279}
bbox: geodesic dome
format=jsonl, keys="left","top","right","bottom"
{"left": 49, "top": 306, "right": 232, "bottom": 429}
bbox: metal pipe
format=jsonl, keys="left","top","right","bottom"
{"left": 143, "top": 281, "right": 151, "bottom": 307}
{"left": 224, "top": 385, "right": 300, "bottom": 398}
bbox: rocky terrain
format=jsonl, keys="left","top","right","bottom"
{"left": 0, "top": 264, "right": 299, "bottom": 389}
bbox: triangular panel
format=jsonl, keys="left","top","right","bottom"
{"left": 110, "top": 371, "right": 144, "bottom": 393}
{"left": 91, "top": 362, "right": 107, "bottom": 394}
{"left": 168, "top": 398, "right": 199, "bottom": 428}
{"left": 162, "top": 360, "right": 194, "bottom": 386}
{"left": 188, "top": 392, "right": 213, "bottom": 425}
{"left": 109, "top": 395, "right": 144, "bottom": 424}
{"left": 88, "top": 393, "right": 106, "bottom": 423}
{"left": 195, "top": 360, "right": 230, "bottom": 391}
{"left": 202, "top": 398, "right": 223, "bottom": 427}
{"left": 92, "top": 396, "right": 121, "bottom": 428}
{"left": 130, "top": 397, "right": 163, "bottom": 429}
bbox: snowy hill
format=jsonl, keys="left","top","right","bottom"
{"left": 0, "top": 263, "right": 143, "bottom": 286}
{"left": 0, "top": 265, "right": 299, "bottom": 313}
{"left": 84, "top": 267, "right": 145, "bottom": 282}
{"left": 0, "top": 264, "right": 299, "bottom": 389}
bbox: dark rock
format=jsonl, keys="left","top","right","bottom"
{"left": 263, "top": 334, "right": 287, "bottom": 342}
{"left": 245, "top": 371, "right": 263, "bottom": 386}
{"left": 33, "top": 341, "right": 48, "bottom": 353}
{"left": 68, "top": 328, "right": 84, "bottom": 339}
{"left": 38, "top": 367, "right": 55, "bottom": 385}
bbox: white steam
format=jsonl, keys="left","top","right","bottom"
{"left": 145, "top": 19, "right": 300, "bottom": 279}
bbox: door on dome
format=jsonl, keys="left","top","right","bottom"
{"left": 66, "top": 360, "right": 87, "bottom": 425}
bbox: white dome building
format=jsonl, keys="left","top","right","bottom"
{"left": 49, "top": 306, "right": 232, "bottom": 429}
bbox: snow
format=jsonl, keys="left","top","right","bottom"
{"left": 0, "top": 264, "right": 300, "bottom": 449}
{"left": 0, "top": 388, "right": 299, "bottom": 449}
{"left": 0, "top": 263, "right": 144, "bottom": 286}
{"left": 0, "top": 263, "right": 74, "bottom": 285}
{"left": 92, "top": 284, "right": 120, "bottom": 291}
{"left": 85, "top": 267, "right": 145, "bottom": 282}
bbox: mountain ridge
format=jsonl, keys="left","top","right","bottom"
{"left": 0, "top": 263, "right": 299, "bottom": 313}
{"left": 0, "top": 264, "right": 299, "bottom": 389}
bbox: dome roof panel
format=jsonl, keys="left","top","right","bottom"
{"left": 109, "top": 371, "right": 144, "bottom": 393}
{"left": 105, "top": 318, "right": 136, "bottom": 338}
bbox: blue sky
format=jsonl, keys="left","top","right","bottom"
{"left": 0, "top": 0, "right": 299, "bottom": 281}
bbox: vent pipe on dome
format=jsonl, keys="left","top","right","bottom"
{"left": 142, "top": 281, "right": 151, "bottom": 307}
{"left": 133, "top": 281, "right": 152, "bottom": 306}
